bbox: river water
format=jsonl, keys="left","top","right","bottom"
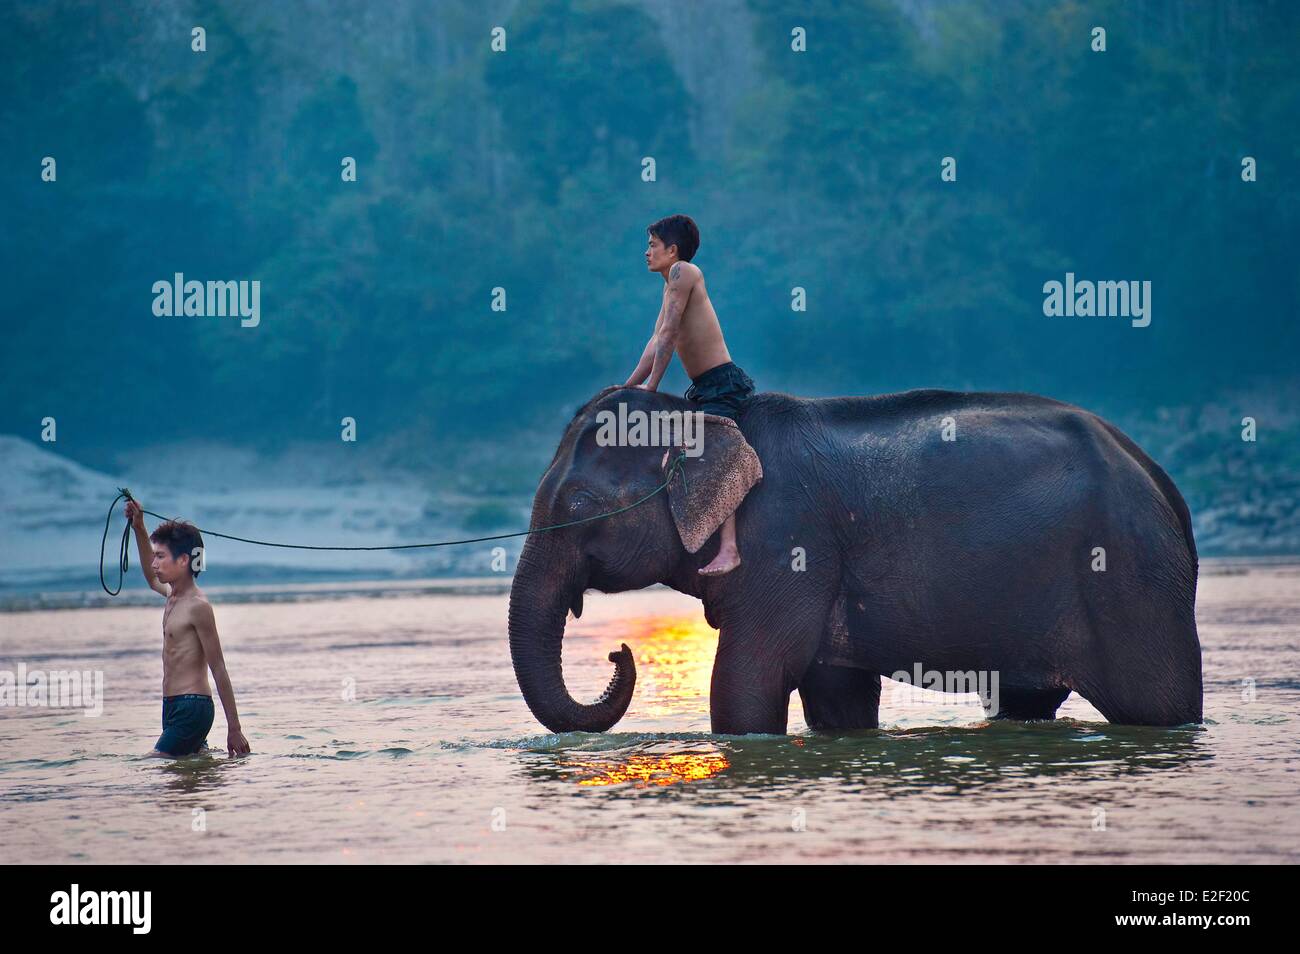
{"left": 1, "top": 561, "right": 1296, "bottom": 863}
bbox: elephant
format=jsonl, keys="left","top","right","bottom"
{"left": 507, "top": 384, "right": 1202, "bottom": 735}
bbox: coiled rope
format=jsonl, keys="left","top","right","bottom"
{"left": 100, "top": 452, "right": 688, "bottom": 595}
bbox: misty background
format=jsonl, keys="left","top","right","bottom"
{"left": 2, "top": 0, "right": 1298, "bottom": 597}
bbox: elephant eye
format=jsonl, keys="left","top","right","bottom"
{"left": 567, "top": 489, "right": 599, "bottom": 514}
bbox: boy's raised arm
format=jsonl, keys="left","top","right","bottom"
{"left": 125, "top": 500, "right": 170, "bottom": 597}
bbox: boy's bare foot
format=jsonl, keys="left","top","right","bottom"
{"left": 699, "top": 548, "right": 741, "bottom": 576}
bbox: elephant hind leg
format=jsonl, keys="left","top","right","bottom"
{"left": 1071, "top": 595, "right": 1203, "bottom": 726}
{"left": 1073, "top": 675, "right": 1202, "bottom": 726}
{"left": 985, "top": 686, "right": 1071, "bottom": 721}
{"left": 798, "top": 662, "right": 881, "bottom": 731}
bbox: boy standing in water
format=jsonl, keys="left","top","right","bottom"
{"left": 625, "top": 213, "right": 756, "bottom": 576}
{"left": 124, "top": 500, "right": 250, "bottom": 758}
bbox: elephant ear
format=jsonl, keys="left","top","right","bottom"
{"left": 666, "top": 414, "right": 763, "bottom": 554}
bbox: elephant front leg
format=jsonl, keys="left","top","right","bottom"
{"left": 703, "top": 538, "right": 840, "bottom": 734}
{"left": 709, "top": 639, "right": 795, "bottom": 734}
{"left": 797, "top": 662, "right": 881, "bottom": 731}
{"left": 709, "top": 613, "right": 827, "bottom": 735}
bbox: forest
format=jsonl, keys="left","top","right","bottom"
{"left": 2, "top": 0, "right": 1297, "bottom": 552}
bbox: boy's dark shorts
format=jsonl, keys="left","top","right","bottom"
{"left": 684, "top": 361, "right": 755, "bottom": 422}
{"left": 156, "top": 693, "right": 214, "bottom": 756}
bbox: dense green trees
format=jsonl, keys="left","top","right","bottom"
{"left": 2, "top": 0, "right": 1296, "bottom": 473}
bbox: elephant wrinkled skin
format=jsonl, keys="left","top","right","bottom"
{"left": 507, "top": 385, "right": 1202, "bottom": 735}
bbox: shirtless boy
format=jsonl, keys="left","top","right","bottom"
{"left": 124, "top": 500, "right": 250, "bottom": 758}
{"left": 625, "top": 213, "right": 755, "bottom": 576}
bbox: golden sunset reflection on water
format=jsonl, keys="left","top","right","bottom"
{"left": 573, "top": 751, "right": 730, "bottom": 787}
{"left": 556, "top": 605, "right": 816, "bottom": 787}
{"left": 565, "top": 613, "right": 730, "bottom": 787}
{"left": 624, "top": 614, "right": 718, "bottom": 717}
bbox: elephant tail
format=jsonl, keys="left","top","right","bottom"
{"left": 1096, "top": 418, "right": 1198, "bottom": 577}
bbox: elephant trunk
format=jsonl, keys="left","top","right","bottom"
{"left": 508, "top": 538, "right": 636, "bottom": 733}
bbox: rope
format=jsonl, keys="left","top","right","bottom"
{"left": 100, "top": 452, "right": 688, "bottom": 595}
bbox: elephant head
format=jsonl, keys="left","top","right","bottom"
{"left": 508, "top": 385, "right": 761, "bottom": 733}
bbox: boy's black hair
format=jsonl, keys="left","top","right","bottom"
{"left": 150, "top": 520, "right": 205, "bottom": 578}
{"left": 647, "top": 214, "right": 700, "bottom": 262}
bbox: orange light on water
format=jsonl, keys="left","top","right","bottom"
{"left": 554, "top": 614, "right": 729, "bottom": 787}
{"left": 622, "top": 615, "right": 719, "bottom": 718}
{"left": 573, "top": 752, "right": 730, "bottom": 787}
